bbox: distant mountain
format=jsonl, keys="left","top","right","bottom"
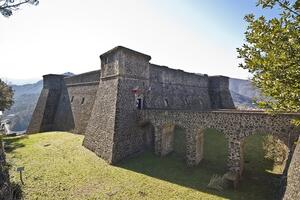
{"left": 3, "top": 72, "right": 74, "bottom": 131}
{"left": 229, "top": 78, "right": 263, "bottom": 109}
{"left": 11, "top": 80, "right": 43, "bottom": 97}
{"left": 63, "top": 72, "right": 74, "bottom": 77}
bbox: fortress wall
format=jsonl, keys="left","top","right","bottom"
{"left": 28, "top": 70, "right": 101, "bottom": 134}
{"left": 284, "top": 137, "right": 300, "bottom": 200}
{"left": 209, "top": 76, "right": 235, "bottom": 109}
{"left": 26, "top": 89, "right": 49, "bottom": 133}
{"left": 64, "top": 70, "right": 100, "bottom": 85}
{"left": 50, "top": 70, "right": 100, "bottom": 134}
{"left": 27, "top": 75, "right": 65, "bottom": 133}
{"left": 83, "top": 78, "right": 119, "bottom": 163}
{"left": 146, "top": 64, "right": 211, "bottom": 110}
{"left": 149, "top": 64, "right": 207, "bottom": 87}
{"left": 53, "top": 82, "right": 99, "bottom": 134}
{"left": 112, "top": 77, "right": 148, "bottom": 161}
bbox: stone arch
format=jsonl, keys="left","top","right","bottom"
{"left": 240, "top": 130, "right": 290, "bottom": 177}
{"left": 161, "top": 123, "right": 176, "bottom": 156}
{"left": 160, "top": 123, "right": 187, "bottom": 159}
{"left": 243, "top": 128, "right": 291, "bottom": 148}
{"left": 173, "top": 125, "right": 186, "bottom": 158}
{"left": 200, "top": 128, "right": 229, "bottom": 170}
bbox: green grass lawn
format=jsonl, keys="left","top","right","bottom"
{"left": 4, "top": 131, "right": 282, "bottom": 200}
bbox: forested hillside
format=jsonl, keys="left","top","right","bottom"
{"left": 229, "top": 78, "right": 262, "bottom": 109}
{"left": 3, "top": 81, "right": 42, "bottom": 131}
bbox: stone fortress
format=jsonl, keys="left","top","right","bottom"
{"left": 27, "top": 46, "right": 300, "bottom": 199}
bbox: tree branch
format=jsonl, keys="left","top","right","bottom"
{"left": 0, "top": 0, "right": 30, "bottom": 11}
{"left": 276, "top": 0, "right": 300, "bottom": 16}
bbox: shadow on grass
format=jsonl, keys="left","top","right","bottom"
{"left": 118, "top": 151, "right": 230, "bottom": 197}
{"left": 118, "top": 150, "right": 281, "bottom": 200}
{"left": 117, "top": 130, "right": 282, "bottom": 200}
{"left": 3, "top": 135, "right": 28, "bottom": 153}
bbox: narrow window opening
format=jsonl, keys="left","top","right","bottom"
{"left": 70, "top": 96, "right": 74, "bottom": 103}
{"left": 136, "top": 98, "right": 143, "bottom": 110}
{"left": 81, "top": 97, "right": 85, "bottom": 105}
{"left": 164, "top": 99, "right": 168, "bottom": 107}
{"left": 184, "top": 98, "right": 188, "bottom": 105}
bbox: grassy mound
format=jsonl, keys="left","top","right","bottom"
{"left": 4, "top": 131, "right": 281, "bottom": 200}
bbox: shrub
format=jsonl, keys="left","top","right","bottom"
{"left": 207, "top": 174, "right": 224, "bottom": 191}
{"left": 263, "top": 135, "right": 288, "bottom": 166}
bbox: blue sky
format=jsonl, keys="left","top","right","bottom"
{"left": 0, "top": 0, "right": 280, "bottom": 84}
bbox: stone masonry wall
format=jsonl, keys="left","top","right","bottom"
{"left": 83, "top": 78, "right": 119, "bottom": 163}
{"left": 146, "top": 64, "right": 211, "bottom": 110}
{"left": 209, "top": 76, "right": 235, "bottom": 109}
{"left": 112, "top": 76, "right": 149, "bottom": 162}
{"left": 284, "top": 136, "right": 300, "bottom": 200}
{"left": 27, "top": 71, "right": 100, "bottom": 134}
{"left": 27, "top": 75, "right": 65, "bottom": 133}
{"left": 26, "top": 89, "right": 49, "bottom": 133}
{"left": 139, "top": 110, "right": 300, "bottom": 174}
{"left": 64, "top": 70, "right": 100, "bottom": 85}
{"left": 53, "top": 83, "right": 99, "bottom": 134}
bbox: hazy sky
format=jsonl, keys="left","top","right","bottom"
{"left": 0, "top": 0, "right": 279, "bottom": 84}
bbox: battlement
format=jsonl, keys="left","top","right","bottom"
{"left": 64, "top": 70, "right": 100, "bottom": 85}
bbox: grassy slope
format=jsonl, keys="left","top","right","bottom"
{"left": 4, "top": 131, "right": 281, "bottom": 200}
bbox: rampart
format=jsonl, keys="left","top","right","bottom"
{"left": 28, "top": 46, "right": 294, "bottom": 173}
{"left": 27, "top": 46, "right": 300, "bottom": 197}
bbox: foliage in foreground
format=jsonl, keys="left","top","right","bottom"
{"left": 207, "top": 174, "right": 224, "bottom": 192}
{"left": 237, "top": 0, "right": 300, "bottom": 114}
{"left": 0, "top": 134, "right": 22, "bottom": 200}
{"left": 0, "top": 79, "right": 14, "bottom": 112}
{"left": 263, "top": 135, "right": 288, "bottom": 167}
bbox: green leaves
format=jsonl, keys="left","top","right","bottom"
{"left": 0, "top": 79, "right": 14, "bottom": 111}
{"left": 238, "top": 0, "right": 300, "bottom": 113}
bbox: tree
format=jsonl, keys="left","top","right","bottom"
{"left": 237, "top": 0, "right": 300, "bottom": 114}
{"left": 0, "top": 79, "right": 13, "bottom": 112}
{"left": 0, "top": 0, "right": 39, "bottom": 17}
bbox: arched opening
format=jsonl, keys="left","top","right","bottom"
{"left": 143, "top": 123, "right": 155, "bottom": 151}
{"left": 202, "top": 128, "right": 228, "bottom": 173}
{"left": 173, "top": 126, "right": 186, "bottom": 159}
{"left": 161, "top": 124, "right": 186, "bottom": 161}
{"left": 141, "top": 123, "right": 155, "bottom": 151}
{"left": 241, "top": 134, "right": 289, "bottom": 199}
